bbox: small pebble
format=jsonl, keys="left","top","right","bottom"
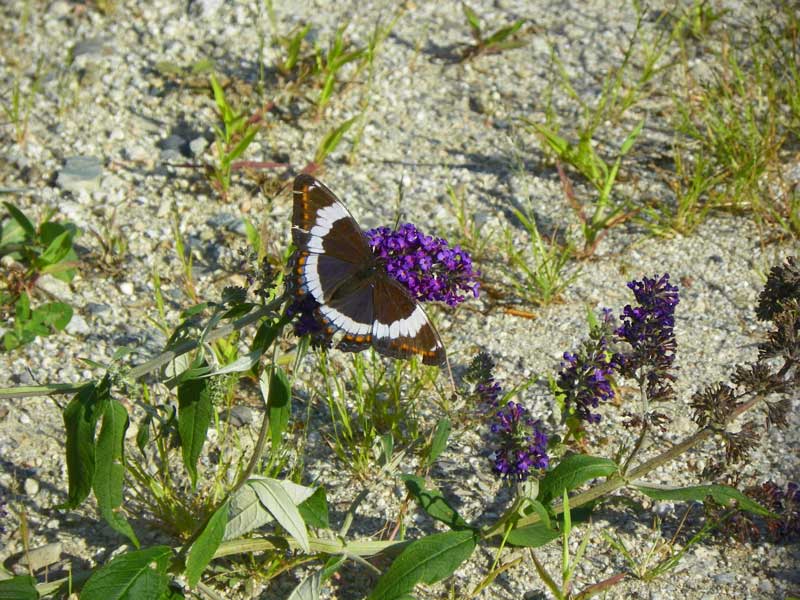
{"left": 119, "top": 282, "right": 135, "bottom": 295}
{"left": 24, "top": 478, "right": 40, "bottom": 496}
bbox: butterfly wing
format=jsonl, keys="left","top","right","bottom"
{"left": 292, "top": 175, "right": 373, "bottom": 303}
{"left": 367, "top": 276, "right": 446, "bottom": 367}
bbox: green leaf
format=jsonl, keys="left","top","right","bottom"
{"left": 620, "top": 119, "right": 645, "bottom": 156}
{"left": 505, "top": 522, "right": 560, "bottom": 547}
{"left": 401, "top": 475, "right": 471, "bottom": 531}
{"left": 177, "top": 375, "right": 213, "bottom": 488}
{"left": 0, "top": 575, "right": 38, "bottom": 600}
{"left": 367, "top": 530, "right": 477, "bottom": 600}
{"left": 80, "top": 545, "right": 172, "bottom": 600}
{"left": 427, "top": 418, "right": 451, "bottom": 466}
{"left": 461, "top": 3, "right": 482, "bottom": 35}
{"left": 227, "top": 127, "right": 258, "bottom": 164}
{"left": 484, "top": 20, "right": 524, "bottom": 46}
{"left": 2, "top": 201, "right": 35, "bottom": 239}
{"left": 298, "top": 486, "right": 329, "bottom": 529}
{"left": 35, "top": 229, "right": 73, "bottom": 269}
{"left": 250, "top": 478, "right": 310, "bottom": 553}
{"left": 287, "top": 569, "right": 322, "bottom": 600}
{"left": 93, "top": 399, "right": 139, "bottom": 547}
{"left": 538, "top": 455, "right": 618, "bottom": 505}
{"left": 35, "top": 301, "right": 73, "bottom": 331}
{"left": 265, "top": 368, "right": 291, "bottom": 450}
{"left": 636, "top": 484, "right": 773, "bottom": 517}
{"left": 185, "top": 499, "right": 229, "bottom": 587}
{"left": 250, "top": 317, "right": 286, "bottom": 354}
{"left": 61, "top": 379, "right": 110, "bottom": 509}
{"left": 315, "top": 117, "right": 357, "bottom": 164}
{"left": 224, "top": 479, "right": 316, "bottom": 541}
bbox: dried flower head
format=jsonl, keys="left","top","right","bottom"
{"left": 756, "top": 256, "right": 800, "bottom": 322}
{"left": 490, "top": 401, "right": 549, "bottom": 481}
{"left": 366, "top": 223, "right": 480, "bottom": 307}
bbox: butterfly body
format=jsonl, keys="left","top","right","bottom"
{"left": 291, "top": 174, "right": 446, "bottom": 366}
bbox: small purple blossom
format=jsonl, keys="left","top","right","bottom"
{"left": 366, "top": 223, "right": 479, "bottom": 307}
{"left": 557, "top": 309, "right": 621, "bottom": 424}
{"left": 490, "top": 401, "right": 549, "bottom": 481}
{"left": 465, "top": 351, "right": 502, "bottom": 407}
{"left": 615, "top": 273, "right": 679, "bottom": 403}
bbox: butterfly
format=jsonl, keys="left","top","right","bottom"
{"left": 290, "top": 174, "right": 446, "bottom": 367}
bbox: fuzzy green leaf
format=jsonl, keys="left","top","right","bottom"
{"left": 427, "top": 418, "right": 451, "bottom": 466}
{"left": 367, "top": 530, "right": 477, "bottom": 600}
{"left": 265, "top": 368, "right": 291, "bottom": 450}
{"left": 401, "top": 475, "right": 470, "bottom": 530}
{"left": 185, "top": 499, "right": 229, "bottom": 587}
{"left": 250, "top": 478, "right": 310, "bottom": 553}
{"left": 80, "top": 545, "right": 172, "bottom": 600}
{"left": 636, "top": 484, "right": 773, "bottom": 517}
{"left": 60, "top": 379, "right": 110, "bottom": 509}
{"left": 93, "top": 399, "right": 138, "bottom": 547}
{"left": 177, "top": 376, "right": 213, "bottom": 488}
{"left": 298, "top": 486, "right": 329, "bottom": 530}
{"left": 0, "top": 575, "right": 38, "bottom": 600}
{"left": 505, "top": 522, "right": 560, "bottom": 547}
{"left": 538, "top": 455, "right": 618, "bottom": 505}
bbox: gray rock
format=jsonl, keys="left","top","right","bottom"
{"left": 712, "top": 572, "right": 736, "bottom": 585}
{"left": 222, "top": 405, "right": 255, "bottom": 427}
{"left": 24, "top": 477, "right": 39, "bottom": 496}
{"left": 65, "top": 313, "right": 90, "bottom": 336}
{"left": 189, "top": 136, "right": 209, "bottom": 156}
{"left": 72, "top": 37, "right": 107, "bottom": 57}
{"left": 13, "top": 542, "right": 61, "bottom": 573}
{"left": 56, "top": 156, "right": 103, "bottom": 193}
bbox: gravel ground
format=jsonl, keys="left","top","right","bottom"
{"left": 1, "top": 0, "right": 798, "bottom": 598}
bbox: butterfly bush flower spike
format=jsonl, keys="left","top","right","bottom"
{"left": 465, "top": 351, "right": 502, "bottom": 407}
{"left": 557, "top": 309, "right": 621, "bottom": 424}
{"left": 366, "top": 223, "right": 479, "bottom": 306}
{"left": 490, "top": 401, "right": 549, "bottom": 481}
{"left": 616, "top": 274, "right": 680, "bottom": 403}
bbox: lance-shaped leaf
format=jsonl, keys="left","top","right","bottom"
{"left": 0, "top": 575, "right": 38, "bottom": 600}
{"left": 250, "top": 478, "right": 310, "bottom": 553}
{"left": 224, "top": 478, "right": 315, "bottom": 542}
{"left": 263, "top": 367, "right": 291, "bottom": 450}
{"left": 80, "top": 545, "right": 172, "bottom": 600}
{"left": 401, "top": 475, "right": 470, "bottom": 531}
{"left": 636, "top": 484, "right": 773, "bottom": 517}
{"left": 538, "top": 455, "right": 618, "bottom": 505}
{"left": 61, "top": 378, "right": 110, "bottom": 509}
{"left": 287, "top": 568, "right": 322, "bottom": 600}
{"left": 177, "top": 375, "right": 213, "bottom": 488}
{"left": 367, "top": 530, "right": 477, "bottom": 600}
{"left": 506, "top": 522, "right": 560, "bottom": 548}
{"left": 185, "top": 499, "right": 229, "bottom": 587}
{"left": 93, "top": 399, "right": 138, "bottom": 547}
{"left": 426, "top": 418, "right": 451, "bottom": 466}
{"left": 298, "top": 486, "right": 329, "bottom": 530}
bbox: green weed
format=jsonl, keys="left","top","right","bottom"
{"left": 0, "top": 202, "right": 78, "bottom": 349}
{"left": 208, "top": 74, "right": 262, "bottom": 198}
{"left": 1, "top": 57, "right": 44, "bottom": 145}
{"left": 502, "top": 206, "right": 577, "bottom": 307}
{"left": 460, "top": 3, "right": 526, "bottom": 61}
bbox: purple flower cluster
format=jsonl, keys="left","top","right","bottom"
{"left": 465, "top": 351, "right": 502, "bottom": 406}
{"left": 286, "top": 294, "right": 332, "bottom": 349}
{"left": 490, "top": 401, "right": 549, "bottom": 481}
{"left": 557, "top": 309, "right": 621, "bottom": 424}
{"left": 366, "top": 223, "right": 479, "bottom": 307}
{"left": 615, "top": 274, "right": 679, "bottom": 403}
